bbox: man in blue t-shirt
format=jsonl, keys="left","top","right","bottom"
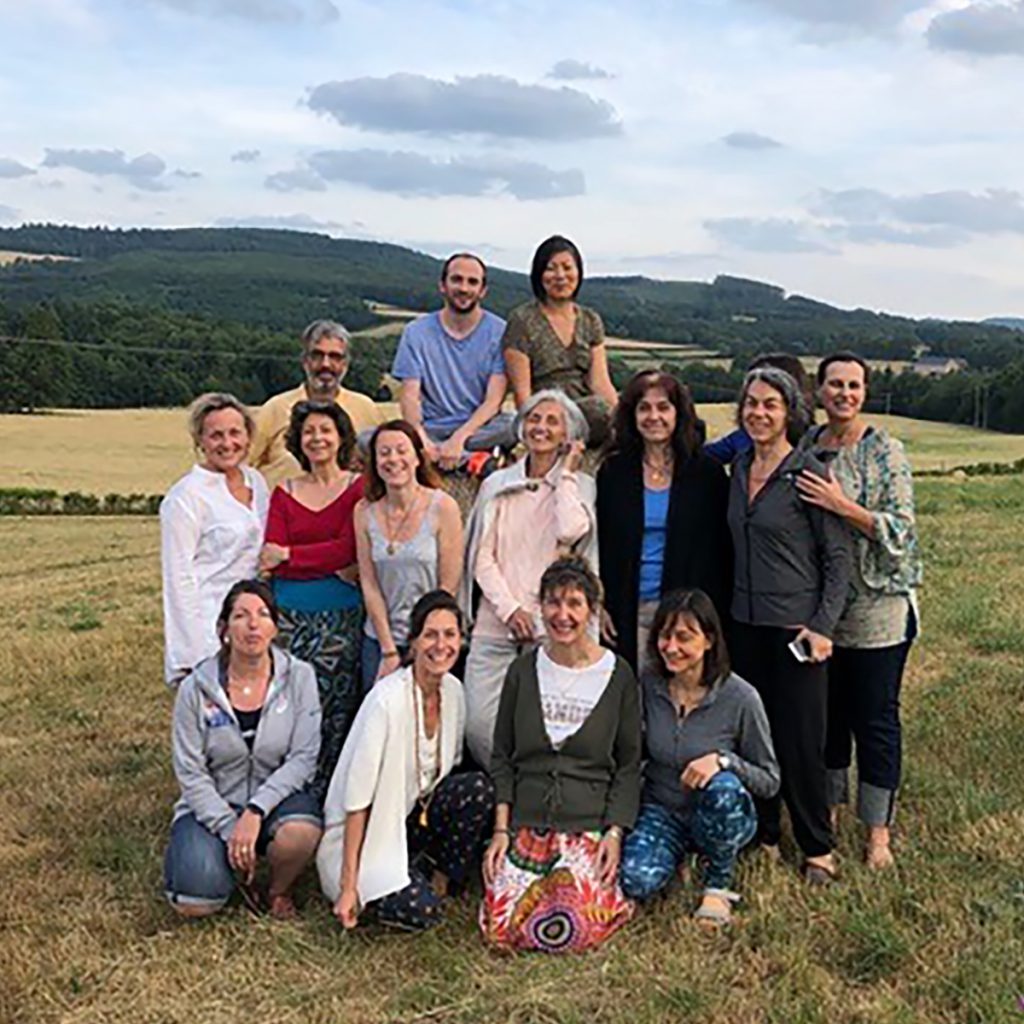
{"left": 392, "top": 252, "right": 515, "bottom": 469}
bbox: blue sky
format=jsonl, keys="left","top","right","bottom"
{"left": 2, "top": 0, "right": 1024, "bottom": 319}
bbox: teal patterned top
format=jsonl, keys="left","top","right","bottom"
{"left": 803, "top": 425, "right": 922, "bottom": 648}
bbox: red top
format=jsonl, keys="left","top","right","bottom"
{"left": 265, "top": 476, "right": 364, "bottom": 579}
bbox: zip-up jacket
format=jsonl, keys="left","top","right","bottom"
{"left": 171, "top": 646, "right": 321, "bottom": 840}
{"left": 727, "top": 447, "right": 852, "bottom": 638}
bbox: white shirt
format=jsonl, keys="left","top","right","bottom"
{"left": 537, "top": 647, "right": 616, "bottom": 748}
{"left": 159, "top": 464, "right": 269, "bottom": 685}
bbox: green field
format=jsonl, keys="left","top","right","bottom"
{"left": 1, "top": 475, "right": 1022, "bottom": 1023}
{"left": 2, "top": 406, "right": 1023, "bottom": 496}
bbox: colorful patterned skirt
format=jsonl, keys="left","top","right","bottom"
{"left": 276, "top": 602, "right": 363, "bottom": 803}
{"left": 480, "top": 827, "right": 634, "bottom": 953}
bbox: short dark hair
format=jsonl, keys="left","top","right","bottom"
{"left": 364, "top": 419, "right": 442, "bottom": 502}
{"left": 610, "top": 369, "right": 702, "bottom": 462}
{"left": 216, "top": 579, "right": 279, "bottom": 645}
{"left": 441, "top": 252, "right": 487, "bottom": 285}
{"left": 539, "top": 554, "right": 603, "bottom": 611}
{"left": 530, "top": 235, "right": 583, "bottom": 302}
{"left": 285, "top": 400, "right": 356, "bottom": 472}
{"left": 817, "top": 350, "right": 871, "bottom": 386}
{"left": 405, "top": 590, "right": 464, "bottom": 663}
{"left": 647, "top": 589, "right": 730, "bottom": 688}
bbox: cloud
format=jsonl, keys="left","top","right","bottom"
{"left": 742, "top": 0, "right": 926, "bottom": 30}
{"left": 231, "top": 148, "right": 262, "bottom": 162}
{"left": 0, "top": 158, "right": 35, "bottom": 179}
{"left": 704, "top": 216, "right": 835, "bottom": 253}
{"left": 172, "top": 168, "right": 202, "bottom": 179}
{"left": 306, "top": 73, "right": 623, "bottom": 140}
{"left": 927, "top": 2, "right": 1024, "bottom": 57}
{"left": 0, "top": 204, "right": 19, "bottom": 223}
{"left": 546, "top": 59, "right": 613, "bottom": 80}
{"left": 814, "top": 187, "right": 1024, "bottom": 234}
{"left": 306, "top": 149, "right": 585, "bottom": 200}
{"left": 827, "top": 222, "right": 968, "bottom": 248}
{"left": 41, "top": 147, "right": 169, "bottom": 190}
{"left": 214, "top": 213, "right": 355, "bottom": 232}
{"left": 721, "top": 131, "right": 784, "bottom": 150}
{"left": 264, "top": 167, "right": 327, "bottom": 192}
{"left": 150, "top": 0, "right": 338, "bottom": 24}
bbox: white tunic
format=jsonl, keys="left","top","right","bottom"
{"left": 317, "top": 666, "right": 465, "bottom": 906}
{"left": 159, "top": 464, "right": 269, "bottom": 685}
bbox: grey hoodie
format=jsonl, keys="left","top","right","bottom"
{"left": 171, "top": 646, "right": 321, "bottom": 840}
{"left": 727, "top": 447, "right": 852, "bottom": 638}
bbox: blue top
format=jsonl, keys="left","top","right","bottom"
{"left": 271, "top": 576, "right": 362, "bottom": 614}
{"left": 391, "top": 310, "right": 507, "bottom": 435}
{"left": 639, "top": 486, "right": 670, "bottom": 603}
{"left": 703, "top": 427, "right": 753, "bottom": 465}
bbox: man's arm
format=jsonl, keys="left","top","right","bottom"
{"left": 436, "top": 373, "right": 508, "bottom": 466}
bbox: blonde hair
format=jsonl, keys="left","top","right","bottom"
{"left": 187, "top": 392, "right": 255, "bottom": 447}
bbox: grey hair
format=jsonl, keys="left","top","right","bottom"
{"left": 300, "top": 319, "right": 351, "bottom": 355}
{"left": 187, "top": 392, "right": 254, "bottom": 447}
{"left": 737, "top": 366, "right": 809, "bottom": 444}
{"left": 515, "top": 389, "right": 589, "bottom": 446}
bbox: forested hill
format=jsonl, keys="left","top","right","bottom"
{"left": 2, "top": 224, "right": 1023, "bottom": 365}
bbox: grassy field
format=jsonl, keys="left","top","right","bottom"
{"left": 1, "top": 476, "right": 1022, "bottom": 1023}
{"left": 2, "top": 406, "right": 1023, "bottom": 495}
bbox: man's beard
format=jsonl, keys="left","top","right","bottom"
{"left": 446, "top": 297, "right": 479, "bottom": 315}
{"left": 306, "top": 372, "right": 340, "bottom": 399}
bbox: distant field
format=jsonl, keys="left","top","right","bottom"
{"left": 0, "top": 249, "right": 77, "bottom": 265}
{"left": 2, "top": 405, "right": 1022, "bottom": 494}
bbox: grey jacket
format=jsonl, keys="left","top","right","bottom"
{"left": 171, "top": 647, "right": 321, "bottom": 840}
{"left": 641, "top": 670, "right": 780, "bottom": 814}
{"left": 727, "top": 447, "right": 852, "bottom": 638}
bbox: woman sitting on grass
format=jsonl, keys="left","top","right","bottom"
{"left": 481, "top": 556, "right": 642, "bottom": 953}
{"left": 318, "top": 591, "right": 494, "bottom": 931}
{"left": 619, "top": 589, "right": 779, "bottom": 928}
{"left": 160, "top": 392, "right": 269, "bottom": 686}
{"left": 164, "top": 580, "right": 323, "bottom": 920}
{"left": 259, "top": 400, "right": 364, "bottom": 802}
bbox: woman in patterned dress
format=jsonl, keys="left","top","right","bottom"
{"left": 259, "top": 401, "right": 364, "bottom": 802}
{"left": 480, "top": 556, "right": 642, "bottom": 953}
{"left": 796, "top": 352, "right": 922, "bottom": 869}
{"left": 502, "top": 235, "right": 618, "bottom": 446}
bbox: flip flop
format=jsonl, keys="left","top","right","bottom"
{"left": 802, "top": 861, "right": 839, "bottom": 887}
{"left": 693, "top": 888, "right": 740, "bottom": 929}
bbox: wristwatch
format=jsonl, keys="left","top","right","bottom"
{"left": 245, "top": 802, "right": 265, "bottom": 818}
{"left": 716, "top": 752, "right": 732, "bottom": 772}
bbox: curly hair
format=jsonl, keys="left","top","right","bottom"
{"left": 285, "top": 400, "right": 356, "bottom": 472}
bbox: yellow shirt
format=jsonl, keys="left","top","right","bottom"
{"left": 250, "top": 383, "right": 384, "bottom": 488}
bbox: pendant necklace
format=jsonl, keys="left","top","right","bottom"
{"left": 384, "top": 490, "right": 422, "bottom": 556}
{"left": 411, "top": 675, "right": 442, "bottom": 828}
{"left": 643, "top": 453, "right": 673, "bottom": 486}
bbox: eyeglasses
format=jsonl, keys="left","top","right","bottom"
{"left": 307, "top": 350, "right": 349, "bottom": 365}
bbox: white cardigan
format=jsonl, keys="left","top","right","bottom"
{"left": 159, "top": 464, "right": 269, "bottom": 686}
{"left": 317, "top": 666, "right": 465, "bottom": 906}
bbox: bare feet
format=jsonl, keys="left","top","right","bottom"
{"left": 803, "top": 854, "right": 838, "bottom": 886}
{"left": 268, "top": 893, "right": 297, "bottom": 921}
{"left": 694, "top": 892, "right": 732, "bottom": 929}
{"left": 865, "top": 826, "right": 894, "bottom": 870}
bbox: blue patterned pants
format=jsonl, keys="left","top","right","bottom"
{"left": 620, "top": 772, "right": 757, "bottom": 897}
{"left": 373, "top": 771, "right": 495, "bottom": 930}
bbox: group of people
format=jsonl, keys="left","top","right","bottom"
{"left": 158, "top": 237, "right": 922, "bottom": 951}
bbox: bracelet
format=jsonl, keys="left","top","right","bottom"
{"left": 492, "top": 827, "right": 509, "bottom": 835}
{"left": 381, "top": 649, "right": 399, "bottom": 658}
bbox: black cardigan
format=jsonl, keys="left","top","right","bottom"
{"left": 596, "top": 449, "right": 733, "bottom": 671}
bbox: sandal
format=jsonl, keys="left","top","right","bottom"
{"left": 801, "top": 860, "right": 839, "bottom": 887}
{"left": 693, "top": 888, "right": 740, "bottom": 929}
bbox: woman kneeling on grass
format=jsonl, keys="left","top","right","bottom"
{"left": 481, "top": 555, "right": 642, "bottom": 953}
{"left": 164, "top": 580, "right": 323, "bottom": 920}
{"left": 619, "top": 589, "right": 779, "bottom": 928}
{"left": 318, "top": 591, "right": 495, "bottom": 930}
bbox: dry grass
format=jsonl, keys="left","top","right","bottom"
{"left": 2, "top": 406, "right": 1022, "bottom": 496}
{"left": 0, "top": 250, "right": 78, "bottom": 266}
{"left": 1, "top": 476, "right": 1022, "bottom": 1023}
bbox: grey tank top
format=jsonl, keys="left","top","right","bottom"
{"left": 365, "top": 491, "right": 441, "bottom": 646}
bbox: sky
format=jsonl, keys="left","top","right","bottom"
{"left": 2, "top": 0, "right": 1024, "bottom": 320}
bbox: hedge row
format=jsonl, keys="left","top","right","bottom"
{"left": 0, "top": 488, "right": 162, "bottom": 515}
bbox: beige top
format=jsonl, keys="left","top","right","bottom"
{"left": 249, "top": 383, "right": 384, "bottom": 488}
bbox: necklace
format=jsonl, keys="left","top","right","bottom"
{"left": 411, "top": 675, "right": 442, "bottom": 828}
{"left": 643, "top": 452, "right": 674, "bottom": 486}
{"left": 383, "top": 490, "right": 423, "bottom": 556}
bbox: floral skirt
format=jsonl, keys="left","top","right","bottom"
{"left": 480, "top": 827, "right": 634, "bottom": 953}
{"left": 276, "top": 603, "right": 363, "bottom": 803}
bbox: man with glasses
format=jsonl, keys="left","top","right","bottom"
{"left": 250, "top": 320, "right": 384, "bottom": 487}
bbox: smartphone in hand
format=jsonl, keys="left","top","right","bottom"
{"left": 788, "top": 636, "right": 813, "bottom": 662}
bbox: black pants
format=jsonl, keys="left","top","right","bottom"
{"left": 730, "top": 621, "right": 834, "bottom": 858}
{"left": 825, "top": 637, "right": 913, "bottom": 826}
